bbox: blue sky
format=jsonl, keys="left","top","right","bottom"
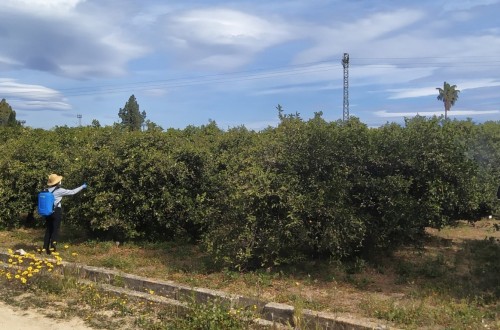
{"left": 1, "top": 0, "right": 499, "bottom": 130}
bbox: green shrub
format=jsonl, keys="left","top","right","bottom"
{"left": 0, "top": 117, "right": 498, "bottom": 270}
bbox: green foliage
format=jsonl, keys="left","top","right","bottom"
{"left": 91, "top": 119, "right": 101, "bottom": 128}
{"left": 0, "top": 127, "right": 61, "bottom": 228}
{"left": 0, "top": 98, "right": 19, "bottom": 127}
{"left": 363, "top": 295, "right": 488, "bottom": 329}
{"left": 436, "top": 81, "right": 460, "bottom": 120}
{"left": 0, "top": 116, "right": 498, "bottom": 270}
{"left": 171, "top": 299, "right": 255, "bottom": 330}
{"left": 357, "top": 117, "right": 487, "bottom": 252}
{"left": 118, "top": 94, "right": 146, "bottom": 131}
{"left": 466, "top": 121, "right": 500, "bottom": 216}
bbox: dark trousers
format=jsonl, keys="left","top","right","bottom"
{"left": 43, "top": 207, "right": 62, "bottom": 253}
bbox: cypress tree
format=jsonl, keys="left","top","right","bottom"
{"left": 0, "top": 98, "right": 19, "bottom": 126}
{"left": 118, "top": 95, "right": 146, "bottom": 131}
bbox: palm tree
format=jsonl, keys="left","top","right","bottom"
{"left": 436, "top": 82, "right": 460, "bottom": 120}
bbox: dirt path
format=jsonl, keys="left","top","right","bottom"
{"left": 0, "top": 301, "right": 93, "bottom": 330}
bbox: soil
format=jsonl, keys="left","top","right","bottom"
{"left": 0, "top": 301, "right": 92, "bottom": 330}
{"left": 0, "top": 218, "right": 498, "bottom": 329}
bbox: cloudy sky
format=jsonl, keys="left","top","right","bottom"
{"left": 1, "top": 0, "right": 499, "bottom": 130}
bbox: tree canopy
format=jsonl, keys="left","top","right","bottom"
{"left": 118, "top": 95, "right": 146, "bottom": 131}
{"left": 436, "top": 82, "right": 460, "bottom": 120}
{"left": 0, "top": 116, "right": 499, "bottom": 269}
{"left": 0, "top": 98, "right": 19, "bottom": 127}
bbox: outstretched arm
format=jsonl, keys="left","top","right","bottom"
{"left": 56, "top": 184, "right": 86, "bottom": 196}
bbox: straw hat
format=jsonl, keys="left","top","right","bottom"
{"left": 47, "top": 173, "right": 63, "bottom": 186}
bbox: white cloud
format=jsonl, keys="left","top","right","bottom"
{"left": 351, "top": 65, "right": 435, "bottom": 86}
{"left": 0, "top": 55, "right": 21, "bottom": 67}
{"left": 21, "top": 101, "right": 72, "bottom": 111}
{"left": 0, "top": 79, "right": 71, "bottom": 111}
{"left": 255, "top": 82, "right": 336, "bottom": 96}
{"left": 1, "top": 1, "right": 500, "bottom": 129}
{"left": 193, "top": 55, "right": 251, "bottom": 70}
{"left": 162, "top": 8, "right": 294, "bottom": 70}
{"left": 458, "top": 79, "right": 500, "bottom": 90}
{"left": 131, "top": 4, "right": 178, "bottom": 26}
{"left": 0, "top": 0, "right": 84, "bottom": 16}
{"left": 204, "top": 63, "right": 340, "bottom": 94}
{"left": 0, "top": 79, "right": 60, "bottom": 99}
{"left": 143, "top": 88, "right": 168, "bottom": 97}
{"left": 442, "top": 0, "right": 500, "bottom": 11}
{"left": 387, "top": 87, "right": 437, "bottom": 99}
{"left": 172, "top": 8, "right": 290, "bottom": 48}
{"left": 388, "top": 79, "right": 500, "bottom": 99}
{"left": 295, "top": 9, "right": 424, "bottom": 63}
{"left": 375, "top": 109, "right": 499, "bottom": 118}
{"left": 0, "top": 0, "right": 148, "bottom": 78}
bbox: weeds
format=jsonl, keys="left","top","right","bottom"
{"left": 0, "top": 220, "right": 499, "bottom": 329}
{"left": 100, "top": 255, "right": 133, "bottom": 270}
{"left": 0, "top": 245, "right": 265, "bottom": 329}
{"left": 467, "top": 237, "right": 500, "bottom": 301}
{"left": 361, "top": 294, "right": 496, "bottom": 330}
{"left": 170, "top": 298, "right": 258, "bottom": 330}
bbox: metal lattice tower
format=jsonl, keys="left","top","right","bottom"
{"left": 342, "top": 53, "right": 349, "bottom": 121}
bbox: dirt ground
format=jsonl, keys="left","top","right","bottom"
{"left": 0, "top": 218, "right": 498, "bottom": 329}
{"left": 0, "top": 301, "right": 92, "bottom": 330}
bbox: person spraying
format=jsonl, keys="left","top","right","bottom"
{"left": 43, "top": 174, "right": 87, "bottom": 255}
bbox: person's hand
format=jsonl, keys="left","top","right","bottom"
{"left": 82, "top": 183, "right": 88, "bottom": 189}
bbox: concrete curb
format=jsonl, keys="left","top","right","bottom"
{"left": 0, "top": 250, "right": 396, "bottom": 329}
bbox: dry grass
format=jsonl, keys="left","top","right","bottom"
{"left": 1, "top": 219, "right": 499, "bottom": 329}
